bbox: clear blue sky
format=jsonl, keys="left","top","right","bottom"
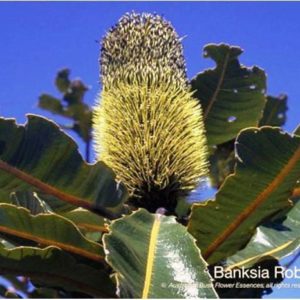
{"left": 0, "top": 2, "right": 299, "bottom": 298}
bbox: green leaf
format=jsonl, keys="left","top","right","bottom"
{"left": 0, "top": 204, "right": 104, "bottom": 262}
{"left": 10, "top": 191, "right": 51, "bottom": 215}
{"left": 103, "top": 209, "right": 217, "bottom": 299}
{"left": 38, "top": 70, "right": 93, "bottom": 162}
{"left": 55, "top": 69, "right": 71, "bottom": 93}
{"left": 259, "top": 94, "right": 288, "bottom": 127}
{"left": 34, "top": 194, "right": 74, "bottom": 214}
{"left": 61, "top": 208, "right": 106, "bottom": 242}
{"left": 38, "top": 94, "right": 66, "bottom": 116}
{"left": 226, "top": 199, "right": 300, "bottom": 269}
{"left": 188, "top": 127, "right": 300, "bottom": 264}
{"left": 191, "top": 44, "right": 266, "bottom": 145}
{"left": 0, "top": 115, "right": 127, "bottom": 215}
{"left": 61, "top": 208, "right": 107, "bottom": 233}
{"left": 0, "top": 245, "right": 115, "bottom": 297}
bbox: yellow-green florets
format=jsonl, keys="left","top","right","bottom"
{"left": 94, "top": 12, "right": 208, "bottom": 212}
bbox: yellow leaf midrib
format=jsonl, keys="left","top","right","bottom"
{"left": 142, "top": 215, "right": 161, "bottom": 299}
{"left": 226, "top": 240, "right": 294, "bottom": 270}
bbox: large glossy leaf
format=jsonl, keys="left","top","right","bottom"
{"left": 259, "top": 94, "right": 288, "bottom": 127}
{"left": 188, "top": 127, "right": 300, "bottom": 264}
{"left": 0, "top": 115, "right": 127, "bottom": 216}
{"left": 104, "top": 209, "right": 217, "bottom": 299}
{"left": 0, "top": 245, "right": 114, "bottom": 297}
{"left": 191, "top": 44, "right": 266, "bottom": 145}
{"left": 226, "top": 199, "right": 300, "bottom": 269}
{"left": 0, "top": 204, "right": 104, "bottom": 262}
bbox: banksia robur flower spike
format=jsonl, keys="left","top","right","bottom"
{"left": 93, "top": 12, "right": 208, "bottom": 213}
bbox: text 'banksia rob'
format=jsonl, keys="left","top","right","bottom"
{"left": 93, "top": 12, "right": 208, "bottom": 212}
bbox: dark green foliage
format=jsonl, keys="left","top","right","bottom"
{"left": 38, "top": 69, "right": 92, "bottom": 162}
{"left": 0, "top": 116, "right": 127, "bottom": 212}
{"left": 191, "top": 44, "right": 266, "bottom": 146}
{"left": 188, "top": 127, "right": 300, "bottom": 264}
{"left": 0, "top": 13, "right": 299, "bottom": 299}
{"left": 0, "top": 245, "right": 115, "bottom": 298}
{"left": 259, "top": 95, "right": 288, "bottom": 127}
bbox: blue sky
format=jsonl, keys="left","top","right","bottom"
{"left": 0, "top": 1, "right": 299, "bottom": 298}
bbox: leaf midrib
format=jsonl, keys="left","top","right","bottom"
{"left": 203, "top": 51, "right": 230, "bottom": 120}
{"left": 142, "top": 214, "right": 161, "bottom": 299}
{"left": 0, "top": 160, "right": 115, "bottom": 219}
{"left": 0, "top": 225, "right": 104, "bottom": 262}
{"left": 226, "top": 240, "right": 294, "bottom": 270}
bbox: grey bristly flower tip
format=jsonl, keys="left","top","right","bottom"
{"left": 100, "top": 12, "right": 187, "bottom": 86}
